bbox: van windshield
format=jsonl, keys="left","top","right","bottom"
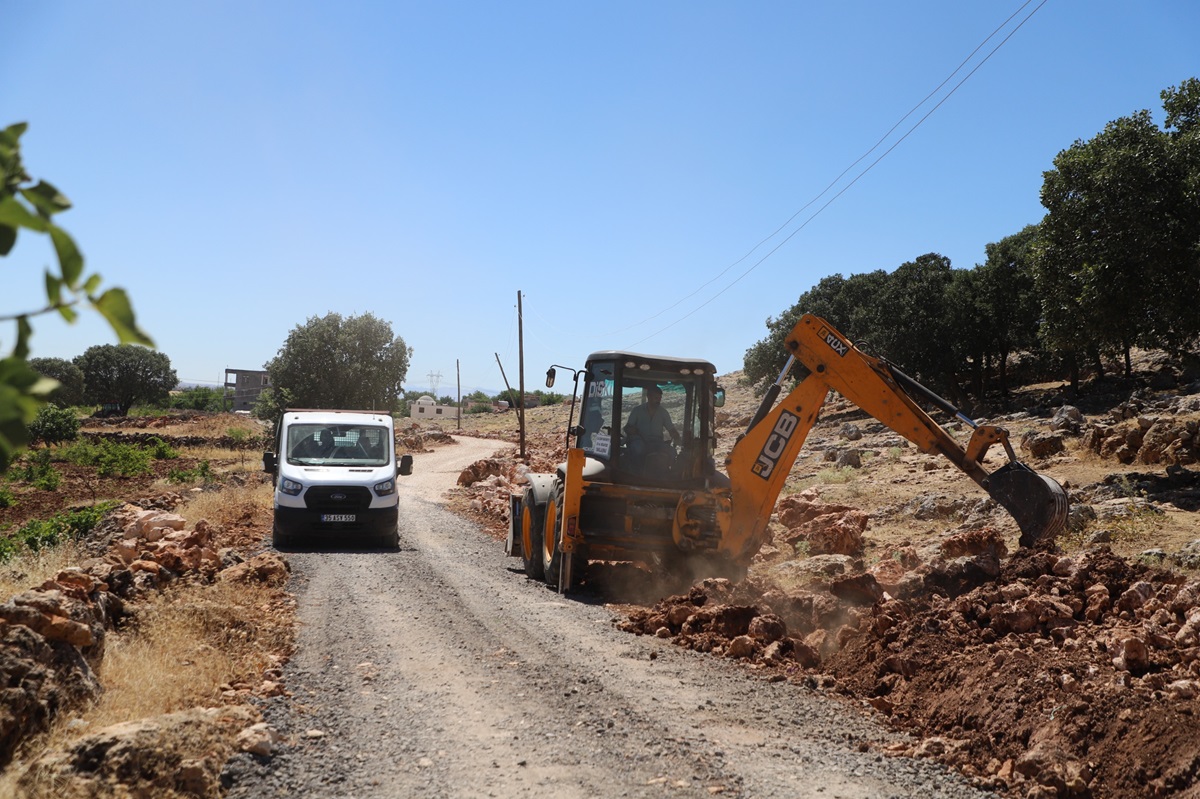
{"left": 286, "top": 424, "right": 391, "bottom": 467}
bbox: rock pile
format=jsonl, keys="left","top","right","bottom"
{"left": 620, "top": 543, "right": 1200, "bottom": 797}
{"left": 1036, "top": 398, "right": 1200, "bottom": 466}
{"left": 0, "top": 504, "right": 288, "bottom": 767}
{"left": 775, "top": 489, "right": 869, "bottom": 555}
{"left": 453, "top": 433, "right": 566, "bottom": 532}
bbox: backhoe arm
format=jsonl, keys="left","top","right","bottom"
{"left": 718, "top": 314, "right": 1067, "bottom": 562}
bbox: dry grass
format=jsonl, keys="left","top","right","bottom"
{"left": 1, "top": 578, "right": 292, "bottom": 798}
{"left": 177, "top": 482, "right": 273, "bottom": 528}
{"left": 91, "top": 579, "right": 290, "bottom": 723}
{"left": 0, "top": 540, "right": 89, "bottom": 601}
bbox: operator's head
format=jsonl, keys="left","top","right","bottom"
{"left": 646, "top": 385, "right": 662, "bottom": 405}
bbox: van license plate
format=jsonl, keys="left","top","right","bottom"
{"left": 321, "top": 514, "right": 356, "bottom": 523}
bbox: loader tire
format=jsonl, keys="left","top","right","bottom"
{"left": 519, "top": 488, "right": 545, "bottom": 580}
{"left": 542, "top": 482, "right": 585, "bottom": 591}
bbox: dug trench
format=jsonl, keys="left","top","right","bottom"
{"left": 451, "top": 367, "right": 1200, "bottom": 799}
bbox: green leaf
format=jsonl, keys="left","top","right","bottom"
{"left": 19, "top": 181, "right": 71, "bottom": 217}
{"left": 44, "top": 270, "right": 63, "bottom": 307}
{"left": 82, "top": 273, "right": 103, "bottom": 294}
{"left": 0, "top": 195, "right": 48, "bottom": 232}
{"left": 57, "top": 304, "right": 78, "bottom": 324}
{"left": 91, "top": 288, "right": 154, "bottom": 347}
{"left": 0, "top": 355, "right": 48, "bottom": 473}
{"left": 0, "top": 123, "right": 28, "bottom": 147}
{"left": 13, "top": 316, "right": 32, "bottom": 360}
{"left": 0, "top": 224, "right": 14, "bottom": 255}
{"left": 48, "top": 224, "right": 83, "bottom": 286}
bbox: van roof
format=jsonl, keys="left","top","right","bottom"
{"left": 282, "top": 409, "right": 393, "bottom": 425}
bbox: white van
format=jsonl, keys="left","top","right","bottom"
{"left": 262, "top": 409, "right": 413, "bottom": 548}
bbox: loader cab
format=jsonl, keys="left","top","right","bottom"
{"left": 574, "top": 351, "right": 724, "bottom": 488}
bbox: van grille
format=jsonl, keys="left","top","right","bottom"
{"left": 304, "top": 485, "right": 372, "bottom": 512}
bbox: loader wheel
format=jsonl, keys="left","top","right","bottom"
{"left": 542, "top": 482, "right": 585, "bottom": 590}
{"left": 519, "top": 488, "right": 545, "bottom": 580}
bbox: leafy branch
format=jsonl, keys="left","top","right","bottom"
{"left": 0, "top": 121, "right": 153, "bottom": 471}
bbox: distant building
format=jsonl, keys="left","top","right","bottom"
{"left": 225, "top": 368, "right": 270, "bottom": 412}
{"left": 410, "top": 395, "right": 460, "bottom": 421}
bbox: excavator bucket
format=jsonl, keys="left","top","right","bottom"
{"left": 984, "top": 463, "right": 1069, "bottom": 548}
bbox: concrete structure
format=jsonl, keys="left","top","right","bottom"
{"left": 410, "top": 395, "right": 460, "bottom": 421}
{"left": 224, "top": 368, "right": 270, "bottom": 412}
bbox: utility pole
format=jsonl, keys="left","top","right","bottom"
{"left": 517, "top": 290, "right": 526, "bottom": 462}
{"left": 456, "top": 359, "right": 462, "bottom": 431}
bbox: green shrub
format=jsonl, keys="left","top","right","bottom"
{"left": 98, "top": 442, "right": 151, "bottom": 477}
{"left": 62, "top": 439, "right": 151, "bottom": 477}
{"left": 0, "top": 501, "right": 119, "bottom": 562}
{"left": 32, "top": 466, "right": 61, "bottom": 491}
{"left": 61, "top": 440, "right": 102, "bottom": 466}
{"left": 10, "top": 450, "right": 61, "bottom": 490}
{"left": 28, "top": 404, "right": 81, "bottom": 446}
{"left": 147, "top": 436, "right": 179, "bottom": 460}
{"left": 167, "top": 460, "right": 214, "bottom": 485}
{"left": 0, "top": 486, "right": 15, "bottom": 508}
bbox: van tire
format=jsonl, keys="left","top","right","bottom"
{"left": 271, "top": 521, "right": 292, "bottom": 550}
{"left": 381, "top": 527, "right": 400, "bottom": 550}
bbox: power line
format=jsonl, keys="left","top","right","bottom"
{"left": 621, "top": 0, "right": 1049, "bottom": 349}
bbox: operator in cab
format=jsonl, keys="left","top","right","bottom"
{"left": 624, "top": 385, "right": 681, "bottom": 468}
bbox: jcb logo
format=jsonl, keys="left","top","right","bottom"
{"left": 818, "top": 326, "right": 849, "bottom": 357}
{"left": 753, "top": 411, "right": 798, "bottom": 480}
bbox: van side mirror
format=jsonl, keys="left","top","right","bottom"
{"left": 398, "top": 454, "right": 413, "bottom": 476}
{"left": 714, "top": 387, "right": 726, "bottom": 408}
{"left": 263, "top": 451, "right": 278, "bottom": 474}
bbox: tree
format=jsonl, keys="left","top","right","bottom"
{"left": 74, "top": 345, "right": 177, "bottom": 415}
{"left": 872, "top": 253, "right": 958, "bottom": 392}
{"left": 1038, "top": 108, "right": 1193, "bottom": 380}
{"left": 975, "top": 225, "right": 1044, "bottom": 397}
{"left": 28, "top": 356, "right": 85, "bottom": 407}
{"left": 742, "top": 270, "right": 888, "bottom": 390}
{"left": 263, "top": 312, "right": 411, "bottom": 417}
{"left": 1, "top": 122, "right": 151, "bottom": 471}
{"left": 170, "top": 385, "right": 230, "bottom": 412}
{"left": 1161, "top": 78, "right": 1200, "bottom": 345}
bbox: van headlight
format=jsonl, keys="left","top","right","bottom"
{"left": 280, "top": 478, "right": 303, "bottom": 496}
{"left": 374, "top": 479, "right": 396, "bottom": 496}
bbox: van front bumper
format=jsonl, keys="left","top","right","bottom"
{"left": 273, "top": 504, "right": 398, "bottom": 538}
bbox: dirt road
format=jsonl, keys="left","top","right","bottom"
{"left": 222, "top": 437, "right": 994, "bottom": 798}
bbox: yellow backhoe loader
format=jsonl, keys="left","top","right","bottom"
{"left": 506, "top": 314, "right": 1069, "bottom": 592}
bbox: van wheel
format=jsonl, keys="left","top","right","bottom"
{"left": 519, "top": 488, "right": 546, "bottom": 580}
{"left": 380, "top": 527, "right": 399, "bottom": 550}
{"left": 271, "top": 521, "right": 292, "bottom": 550}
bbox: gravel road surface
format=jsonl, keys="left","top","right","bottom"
{"left": 223, "top": 436, "right": 996, "bottom": 799}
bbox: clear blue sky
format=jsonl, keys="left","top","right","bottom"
{"left": 5, "top": 1, "right": 1197, "bottom": 396}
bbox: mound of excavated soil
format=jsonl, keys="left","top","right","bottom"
{"left": 616, "top": 544, "right": 1200, "bottom": 798}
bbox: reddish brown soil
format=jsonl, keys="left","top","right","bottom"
{"left": 615, "top": 547, "right": 1200, "bottom": 798}
{"left": 451, "top": 372, "right": 1200, "bottom": 798}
